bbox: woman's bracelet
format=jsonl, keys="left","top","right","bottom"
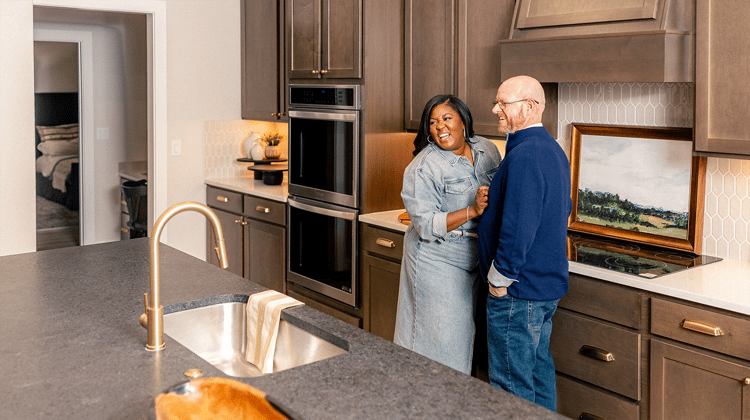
{"left": 466, "top": 207, "right": 470, "bottom": 222}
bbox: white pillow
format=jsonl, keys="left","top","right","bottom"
{"left": 36, "top": 123, "right": 79, "bottom": 141}
{"left": 37, "top": 138, "right": 79, "bottom": 156}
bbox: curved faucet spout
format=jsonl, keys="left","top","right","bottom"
{"left": 145, "top": 201, "right": 228, "bottom": 351}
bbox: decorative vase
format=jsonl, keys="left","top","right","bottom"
{"left": 250, "top": 143, "right": 265, "bottom": 160}
{"left": 264, "top": 145, "right": 281, "bottom": 159}
{"left": 242, "top": 132, "right": 260, "bottom": 158}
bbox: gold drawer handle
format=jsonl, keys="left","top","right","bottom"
{"left": 579, "top": 413, "right": 605, "bottom": 420}
{"left": 745, "top": 377, "right": 750, "bottom": 385}
{"left": 681, "top": 319, "right": 724, "bottom": 336}
{"left": 216, "top": 195, "right": 229, "bottom": 203}
{"left": 580, "top": 345, "right": 615, "bottom": 362}
{"left": 121, "top": 200, "right": 127, "bottom": 206}
{"left": 375, "top": 238, "right": 396, "bottom": 248}
{"left": 320, "top": 69, "right": 329, "bottom": 75}
{"left": 121, "top": 228, "right": 129, "bottom": 233}
{"left": 255, "top": 205, "right": 270, "bottom": 214}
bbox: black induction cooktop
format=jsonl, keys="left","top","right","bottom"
{"left": 567, "top": 232, "right": 722, "bottom": 279}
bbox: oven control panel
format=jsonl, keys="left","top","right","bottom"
{"left": 289, "top": 84, "right": 361, "bottom": 109}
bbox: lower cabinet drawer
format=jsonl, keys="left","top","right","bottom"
{"left": 651, "top": 298, "right": 750, "bottom": 361}
{"left": 551, "top": 309, "right": 642, "bottom": 400}
{"left": 557, "top": 375, "right": 640, "bottom": 420}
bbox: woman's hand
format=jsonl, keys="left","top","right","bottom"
{"left": 470, "top": 186, "right": 489, "bottom": 218}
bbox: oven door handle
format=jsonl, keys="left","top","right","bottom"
{"left": 288, "top": 198, "right": 357, "bottom": 221}
{"left": 287, "top": 109, "right": 358, "bottom": 122}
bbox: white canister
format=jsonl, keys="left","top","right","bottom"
{"left": 242, "top": 132, "right": 260, "bottom": 158}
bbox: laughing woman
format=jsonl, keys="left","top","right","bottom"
{"left": 394, "top": 95, "right": 502, "bottom": 374}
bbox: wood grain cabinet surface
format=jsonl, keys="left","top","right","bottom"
{"left": 241, "top": 0, "right": 287, "bottom": 121}
{"left": 360, "top": 223, "right": 404, "bottom": 342}
{"left": 694, "top": 0, "right": 750, "bottom": 156}
{"left": 557, "top": 273, "right": 750, "bottom": 420}
{"left": 500, "top": 0, "right": 694, "bottom": 83}
{"left": 286, "top": 0, "right": 362, "bottom": 79}
{"left": 205, "top": 186, "right": 286, "bottom": 294}
{"left": 404, "top": 0, "right": 523, "bottom": 137}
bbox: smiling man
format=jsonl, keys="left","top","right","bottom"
{"left": 477, "top": 76, "right": 572, "bottom": 411}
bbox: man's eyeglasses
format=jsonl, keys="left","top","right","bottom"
{"left": 493, "top": 98, "right": 540, "bottom": 109}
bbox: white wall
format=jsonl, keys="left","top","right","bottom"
{"left": 165, "top": 0, "right": 241, "bottom": 259}
{"left": 0, "top": 0, "right": 240, "bottom": 258}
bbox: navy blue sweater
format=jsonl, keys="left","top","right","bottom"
{"left": 478, "top": 126, "right": 572, "bottom": 301}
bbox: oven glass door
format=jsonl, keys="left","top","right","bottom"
{"left": 287, "top": 197, "right": 358, "bottom": 307}
{"left": 287, "top": 109, "right": 359, "bottom": 208}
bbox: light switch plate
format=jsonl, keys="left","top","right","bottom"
{"left": 171, "top": 140, "right": 181, "bottom": 156}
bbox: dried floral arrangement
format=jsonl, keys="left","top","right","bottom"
{"left": 259, "top": 131, "right": 284, "bottom": 146}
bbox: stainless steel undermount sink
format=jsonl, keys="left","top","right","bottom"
{"left": 163, "top": 301, "right": 348, "bottom": 377}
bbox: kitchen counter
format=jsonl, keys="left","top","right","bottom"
{"left": 360, "top": 209, "right": 750, "bottom": 316}
{"left": 0, "top": 239, "right": 563, "bottom": 419}
{"left": 206, "top": 173, "right": 288, "bottom": 202}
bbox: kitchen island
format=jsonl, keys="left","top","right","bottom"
{"left": 0, "top": 239, "right": 564, "bottom": 419}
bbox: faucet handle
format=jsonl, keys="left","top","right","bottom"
{"left": 143, "top": 293, "right": 150, "bottom": 312}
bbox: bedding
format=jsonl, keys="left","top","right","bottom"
{"left": 34, "top": 92, "right": 80, "bottom": 211}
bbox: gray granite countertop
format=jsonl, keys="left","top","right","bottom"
{"left": 0, "top": 239, "right": 563, "bottom": 419}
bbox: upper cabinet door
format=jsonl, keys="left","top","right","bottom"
{"left": 241, "top": 0, "right": 287, "bottom": 121}
{"left": 404, "top": 0, "right": 455, "bottom": 131}
{"left": 288, "top": 0, "right": 362, "bottom": 79}
{"left": 694, "top": 0, "right": 750, "bottom": 156}
{"left": 404, "top": 0, "right": 516, "bottom": 137}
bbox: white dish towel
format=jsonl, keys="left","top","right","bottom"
{"left": 245, "top": 290, "right": 304, "bottom": 373}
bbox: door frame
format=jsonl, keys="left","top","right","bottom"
{"left": 34, "top": 0, "right": 168, "bottom": 243}
{"left": 33, "top": 29, "right": 94, "bottom": 245}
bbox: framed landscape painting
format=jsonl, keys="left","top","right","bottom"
{"left": 568, "top": 124, "right": 707, "bottom": 254}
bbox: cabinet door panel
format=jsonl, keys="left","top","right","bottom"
{"left": 288, "top": 0, "right": 321, "bottom": 78}
{"left": 404, "top": 0, "right": 455, "bottom": 130}
{"left": 207, "top": 208, "right": 243, "bottom": 277}
{"left": 245, "top": 219, "right": 285, "bottom": 293}
{"left": 456, "top": 0, "right": 513, "bottom": 137}
{"left": 362, "top": 254, "right": 400, "bottom": 341}
{"left": 242, "top": 0, "right": 286, "bottom": 121}
{"left": 695, "top": 0, "right": 750, "bottom": 155}
{"left": 322, "top": 0, "right": 361, "bottom": 78}
{"left": 650, "top": 339, "right": 750, "bottom": 420}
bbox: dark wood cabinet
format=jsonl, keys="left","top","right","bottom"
{"left": 650, "top": 340, "right": 750, "bottom": 420}
{"left": 404, "top": 0, "right": 516, "bottom": 137}
{"left": 694, "top": 0, "right": 750, "bottom": 156}
{"left": 360, "top": 223, "right": 404, "bottom": 342}
{"left": 206, "top": 207, "right": 244, "bottom": 278}
{"left": 242, "top": 195, "right": 286, "bottom": 293}
{"left": 286, "top": 0, "right": 362, "bottom": 79}
{"left": 241, "top": 0, "right": 287, "bottom": 121}
{"left": 557, "top": 272, "right": 750, "bottom": 420}
{"left": 205, "top": 186, "right": 286, "bottom": 294}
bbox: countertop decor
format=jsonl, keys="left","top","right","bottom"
{"left": 0, "top": 239, "right": 564, "bottom": 419}
{"left": 359, "top": 209, "right": 750, "bottom": 316}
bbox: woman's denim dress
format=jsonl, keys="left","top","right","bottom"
{"left": 394, "top": 136, "right": 501, "bottom": 374}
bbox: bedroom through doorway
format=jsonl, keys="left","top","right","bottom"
{"left": 34, "top": 41, "right": 81, "bottom": 251}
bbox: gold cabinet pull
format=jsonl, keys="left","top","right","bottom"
{"left": 234, "top": 218, "right": 247, "bottom": 226}
{"left": 320, "top": 69, "right": 329, "bottom": 74}
{"left": 277, "top": 112, "right": 285, "bottom": 117}
{"left": 579, "top": 413, "right": 605, "bottom": 420}
{"left": 216, "top": 195, "right": 229, "bottom": 203}
{"left": 744, "top": 377, "right": 750, "bottom": 385}
{"left": 255, "top": 205, "right": 270, "bottom": 214}
{"left": 121, "top": 200, "right": 127, "bottom": 206}
{"left": 311, "top": 69, "right": 319, "bottom": 74}
{"left": 580, "top": 345, "right": 615, "bottom": 362}
{"left": 271, "top": 112, "right": 278, "bottom": 117}
{"left": 376, "top": 238, "right": 396, "bottom": 248}
{"left": 121, "top": 227, "right": 129, "bottom": 233}
{"left": 681, "top": 319, "right": 724, "bottom": 336}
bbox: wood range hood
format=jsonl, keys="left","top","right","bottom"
{"left": 499, "top": 0, "right": 694, "bottom": 83}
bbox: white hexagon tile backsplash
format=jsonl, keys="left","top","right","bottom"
{"left": 204, "top": 120, "right": 287, "bottom": 179}
{"left": 559, "top": 82, "right": 750, "bottom": 262}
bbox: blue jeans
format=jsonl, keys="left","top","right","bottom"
{"left": 486, "top": 294, "right": 559, "bottom": 411}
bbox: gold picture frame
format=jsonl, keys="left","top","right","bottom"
{"left": 568, "top": 124, "right": 706, "bottom": 254}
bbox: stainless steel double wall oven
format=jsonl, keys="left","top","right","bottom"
{"left": 287, "top": 84, "right": 361, "bottom": 307}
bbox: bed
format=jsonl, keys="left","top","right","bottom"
{"left": 35, "top": 92, "right": 80, "bottom": 211}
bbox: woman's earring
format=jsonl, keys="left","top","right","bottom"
{"left": 427, "top": 134, "right": 433, "bottom": 144}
